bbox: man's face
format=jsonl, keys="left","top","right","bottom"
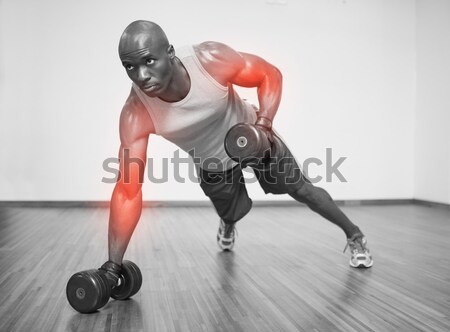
{"left": 120, "top": 37, "right": 174, "bottom": 98}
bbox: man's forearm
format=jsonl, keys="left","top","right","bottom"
{"left": 108, "top": 185, "right": 143, "bottom": 264}
{"left": 256, "top": 66, "right": 283, "bottom": 123}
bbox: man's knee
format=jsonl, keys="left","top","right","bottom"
{"left": 290, "top": 182, "right": 332, "bottom": 207}
{"left": 289, "top": 182, "right": 314, "bottom": 204}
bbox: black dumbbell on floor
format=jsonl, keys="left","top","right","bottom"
{"left": 66, "top": 260, "right": 142, "bottom": 313}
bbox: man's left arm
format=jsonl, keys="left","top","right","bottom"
{"left": 230, "top": 52, "right": 282, "bottom": 129}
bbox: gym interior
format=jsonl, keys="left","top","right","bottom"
{"left": 0, "top": 0, "right": 449, "bottom": 331}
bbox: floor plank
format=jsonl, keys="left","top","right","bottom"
{"left": 0, "top": 204, "right": 449, "bottom": 331}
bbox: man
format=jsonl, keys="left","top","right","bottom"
{"left": 100, "top": 20, "right": 373, "bottom": 281}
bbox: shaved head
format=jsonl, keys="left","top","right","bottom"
{"left": 119, "top": 20, "right": 169, "bottom": 56}
{"left": 118, "top": 20, "right": 183, "bottom": 100}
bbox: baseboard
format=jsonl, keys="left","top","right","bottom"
{"left": 1, "top": 198, "right": 448, "bottom": 209}
{"left": 411, "top": 199, "right": 450, "bottom": 210}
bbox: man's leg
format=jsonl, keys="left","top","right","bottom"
{"left": 288, "top": 182, "right": 360, "bottom": 238}
{"left": 199, "top": 164, "right": 252, "bottom": 250}
{"left": 254, "top": 132, "right": 373, "bottom": 267}
{"left": 288, "top": 183, "right": 373, "bottom": 267}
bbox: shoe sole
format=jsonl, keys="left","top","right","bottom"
{"left": 217, "top": 241, "right": 234, "bottom": 251}
{"left": 350, "top": 260, "right": 373, "bottom": 268}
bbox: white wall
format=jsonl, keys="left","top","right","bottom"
{"left": 414, "top": 0, "right": 450, "bottom": 204}
{"left": 0, "top": 0, "right": 416, "bottom": 201}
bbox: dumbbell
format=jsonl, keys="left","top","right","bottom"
{"left": 224, "top": 123, "right": 273, "bottom": 165}
{"left": 66, "top": 260, "right": 142, "bottom": 313}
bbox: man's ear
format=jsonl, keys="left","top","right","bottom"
{"left": 167, "top": 45, "right": 175, "bottom": 59}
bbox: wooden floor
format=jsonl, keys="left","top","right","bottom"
{"left": 0, "top": 204, "right": 449, "bottom": 332}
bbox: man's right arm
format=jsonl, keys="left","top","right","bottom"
{"left": 108, "top": 88, "right": 154, "bottom": 265}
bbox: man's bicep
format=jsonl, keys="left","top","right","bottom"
{"left": 117, "top": 105, "right": 151, "bottom": 192}
{"left": 197, "top": 41, "right": 281, "bottom": 88}
{"left": 117, "top": 136, "right": 149, "bottom": 195}
{"left": 230, "top": 52, "right": 280, "bottom": 88}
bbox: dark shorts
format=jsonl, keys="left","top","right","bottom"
{"left": 199, "top": 132, "right": 309, "bottom": 224}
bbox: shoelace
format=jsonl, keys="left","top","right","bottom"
{"left": 220, "top": 221, "right": 238, "bottom": 239}
{"left": 343, "top": 233, "right": 365, "bottom": 253}
{"left": 223, "top": 226, "right": 238, "bottom": 239}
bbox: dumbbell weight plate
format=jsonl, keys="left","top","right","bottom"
{"left": 224, "top": 123, "right": 271, "bottom": 163}
{"left": 110, "top": 260, "right": 142, "bottom": 300}
{"left": 125, "top": 261, "right": 143, "bottom": 298}
{"left": 66, "top": 269, "right": 110, "bottom": 313}
{"left": 94, "top": 270, "right": 113, "bottom": 308}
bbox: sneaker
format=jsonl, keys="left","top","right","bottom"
{"left": 217, "top": 219, "right": 236, "bottom": 251}
{"left": 343, "top": 233, "right": 373, "bottom": 268}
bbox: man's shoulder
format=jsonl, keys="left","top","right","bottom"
{"left": 120, "top": 87, "right": 155, "bottom": 134}
{"left": 192, "top": 42, "right": 244, "bottom": 86}
{"left": 123, "top": 87, "right": 144, "bottom": 111}
{"left": 193, "top": 41, "right": 240, "bottom": 62}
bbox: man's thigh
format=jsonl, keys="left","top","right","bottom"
{"left": 199, "top": 165, "right": 252, "bottom": 224}
{"left": 253, "top": 132, "right": 310, "bottom": 195}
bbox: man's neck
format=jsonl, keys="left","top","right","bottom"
{"left": 158, "top": 58, "right": 191, "bottom": 103}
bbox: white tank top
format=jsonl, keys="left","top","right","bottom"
{"left": 132, "top": 45, "right": 257, "bottom": 171}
